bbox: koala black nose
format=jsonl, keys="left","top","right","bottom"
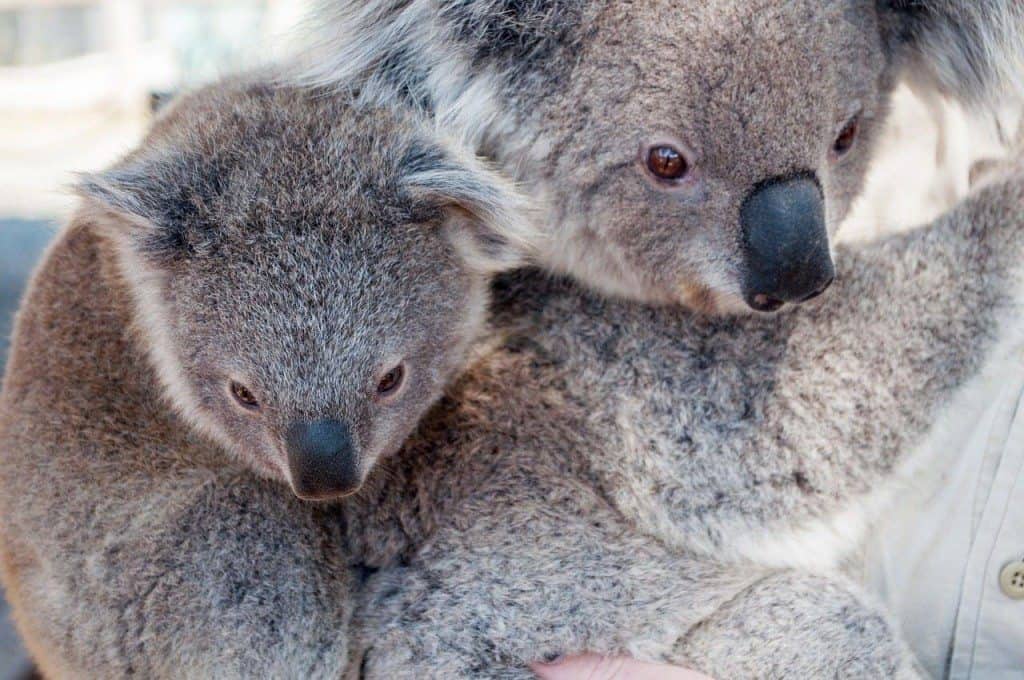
{"left": 284, "top": 420, "right": 361, "bottom": 501}
{"left": 740, "top": 174, "right": 835, "bottom": 312}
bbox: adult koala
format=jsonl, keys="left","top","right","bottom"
{"left": 344, "top": 166, "right": 1024, "bottom": 678}
{"left": 304, "top": 0, "right": 1023, "bottom": 312}
{"left": 298, "top": 0, "right": 1024, "bottom": 675}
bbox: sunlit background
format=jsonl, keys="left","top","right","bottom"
{"left": 0, "top": 2, "right": 1018, "bottom": 678}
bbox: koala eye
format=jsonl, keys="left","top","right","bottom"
{"left": 832, "top": 114, "right": 861, "bottom": 158}
{"left": 645, "top": 145, "right": 690, "bottom": 182}
{"left": 376, "top": 364, "right": 406, "bottom": 398}
{"left": 229, "top": 381, "right": 260, "bottom": 410}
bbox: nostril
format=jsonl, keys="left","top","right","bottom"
{"left": 751, "top": 294, "right": 786, "bottom": 313}
{"left": 798, "top": 289, "right": 824, "bottom": 303}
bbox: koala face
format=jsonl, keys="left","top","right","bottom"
{"left": 307, "top": 0, "right": 1022, "bottom": 313}
{"left": 532, "top": 0, "right": 890, "bottom": 312}
{"left": 157, "top": 213, "right": 491, "bottom": 502}
{"left": 80, "top": 82, "right": 532, "bottom": 500}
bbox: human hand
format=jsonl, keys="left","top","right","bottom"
{"left": 532, "top": 654, "right": 713, "bottom": 680}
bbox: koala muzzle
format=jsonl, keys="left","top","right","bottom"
{"left": 284, "top": 419, "right": 361, "bottom": 501}
{"left": 740, "top": 174, "right": 835, "bottom": 312}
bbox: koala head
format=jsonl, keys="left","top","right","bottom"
{"left": 79, "top": 81, "right": 533, "bottom": 501}
{"left": 529, "top": 0, "right": 1023, "bottom": 313}
{"left": 305, "top": 0, "right": 1023, "bottom": 313}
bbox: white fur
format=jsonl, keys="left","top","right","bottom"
{"left": 112, "top": 244, "right": 242, "bottom": 456}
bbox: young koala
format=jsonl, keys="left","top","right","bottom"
{"left": 305, "top": 0, "right": 1023, "bottom": 313}
{"left": 0, "top": 79, "right": 533, "bottom": 677}
{"left": 344, "top": 163, "right": 1024, "bottom": 678}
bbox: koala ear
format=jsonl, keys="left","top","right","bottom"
{"left": 403, "top": 142, "right": 541, "bottom": 273}
{"left": 75, "top": 156, "right": 200, "bottom": 263}
{"left": 76, "top": 165, "right": 160, "bottom": 230}
{"left": 881, "top": 0, "right": 1024, "bottom": 108}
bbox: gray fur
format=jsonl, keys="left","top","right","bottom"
{"left": 0, "top": 79, "right": 531, "bottom": 677}
{"left": 341, "top": 165, "right": 1024, "bottom": 678}
{"left": 2, "top": 3, "right": 1022, "bottom": 674}
{"left": 299, "top": 0, "right": 1024, "bottom": 311}
{"left": 2, "top": 82, "right": 1019, "bottom": 680}
{"left": 883, "top": 0, "right": 1024, "bottom": 106}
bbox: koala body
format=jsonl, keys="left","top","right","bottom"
{"left": 295, "top": 5, "right": 1024, "bottom": 671}
{"left": 306, "top": 0, "right": 1023, "bottom": 312}
{"left": 0, "top": 79, "right": 532, "bottom": 677}
{"left": 341, "top": 167, "right": 1024, "bottom": 678}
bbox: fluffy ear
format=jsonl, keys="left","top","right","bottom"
{"left": 882, "top": 0, "right": 1024, "bottom": 108}
{"left": 402, "top": 141, "right": 541, "bottom": 273}
{"left": 74, "top": 155, "right": 205, "bottom": 263}
{"left": 76, "top": 165, "right": 160, "bottom": 229}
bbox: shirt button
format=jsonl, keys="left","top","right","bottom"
{"left": 999, "top": 560, "right": 1024, "bottom": 600}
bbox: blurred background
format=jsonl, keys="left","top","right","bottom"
{"left": 0, "top": 2, "right": 1019, "bottom": 678}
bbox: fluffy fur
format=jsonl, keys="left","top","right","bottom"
{"left": 343, "top": 164, "right": 1024, "bottom": 678}
{"left": 3, "top": 3, "right": 1022, "bottom": 674}
{"left": 299, "top": 0, "right": 1024, "bottom": 311}
{"left": 884, "top": 0, "right": 1024, "bottom": 105}
{"left": 0, "top": 79, "right": 533, "bottom": 677}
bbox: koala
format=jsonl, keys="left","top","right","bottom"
{"left": 342, "top": 163, "right": 1024, "bottom": 678}
{"left": 303, "top": 0, "right": 1023, "bottom": 313}
{"left": 0, "top": 78, "right": 533, "bottom": 677}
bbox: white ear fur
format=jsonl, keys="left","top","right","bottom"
{"left": 74, "top": 167, "right": 160, "bottom": 223}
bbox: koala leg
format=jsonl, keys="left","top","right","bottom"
{"left": 672, "top": 571, "right": 923, "bottom": 680}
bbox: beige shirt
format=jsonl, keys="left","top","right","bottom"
{"left": 866, "top": 347, "right": 1024, "bottom": 678}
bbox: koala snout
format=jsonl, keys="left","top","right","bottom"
{"left": 284, "top": 419, "right": 362, "bottom": 501}
{"left": 739, "top": 173, "right": 835, "bottom": 312}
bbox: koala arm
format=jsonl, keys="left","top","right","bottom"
{"left": 356, "top": 520, "right": 736, "bottom": 678}
{"left": 353, "top": 482, "right": 919, "bottom": 680}
{"left": 800, "top": 163, "right": 1024, "bottom": 463}
{"left": 703, "top": 164, "right": 1024, "bottom": 551}
{"left": 1, "top": 465, "right": 353, "bottom": 679}
{"left": 818, "top": 161, "right": 1024, "bottom": 377}
{"left": 671, "top": 570, "right": 923, "bottom": 680}
{"left": 831, "top": 161, "right": 1024, "bottom": 327}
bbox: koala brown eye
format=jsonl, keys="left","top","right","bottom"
{"left": 832, "top": 116, "right": 860, "bottom": 157}
{"left": 646, "top": 145, "right": 690, "bottom": 181}
{"left": 377, "top": 364, "right": 405, "bottom": 397}
{"left": 230, "top": 381, "right": 260, "bottom": 410}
